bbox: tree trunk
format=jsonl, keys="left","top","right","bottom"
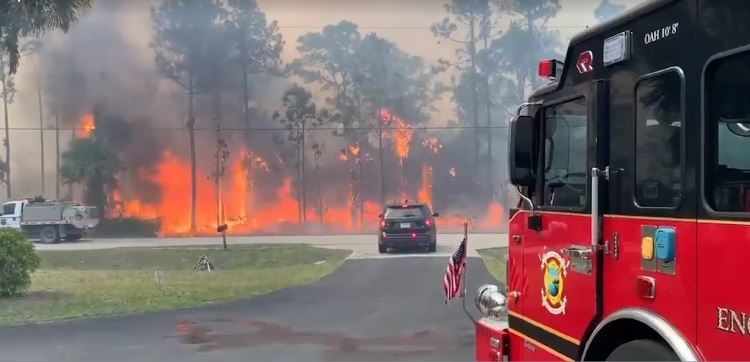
{"left": 315, "top": 159, "right": 323, "bottom": 223}
{"left": 377, "top": 105, "right": 385, "bottom": 206}
{"left": 243, "top": 68, "right": 250, "bottom": 129}
{"left": 215, "top": 131, "right": 221, "bottom": 229}
{"left": 301, "top": 122, "right": 307, "bottom": 223}
{"left": 297, "top": 144, "right": 303, "bottom": 224}
{"left": 2, "top": 75, "right": 10, "bottom": 200}
{"left": 484, "top": 36, "right": 494, "bottom": 201}
{"left": 358, "top": 155, "right": 364, "bottom": 227}
{"left": 187, "top": 72, "right": 197, "bottom": 233}
{"left": 469, "top": 15, "right": 480, "bottom": 179}
{"left": 38, "top": 62, "right": 45, "bottom": 195}
{"left": 56, "top": 114, "right": 61, "bottom": 200}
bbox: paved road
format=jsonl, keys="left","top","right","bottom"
{"left": 1, "top": 234, "right": 509, "bottom": 362}
{"left": 0, "top": 257, "right": 500, "bottom": 362}
{"left": 34, "top": 233, "right": 510, "bottom": 258}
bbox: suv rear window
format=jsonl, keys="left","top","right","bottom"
{"left": 384, "top": 206, "right": 425, "bottom": 219}
{"left": 2, "top": 203, "right": 15, "bottom": 216}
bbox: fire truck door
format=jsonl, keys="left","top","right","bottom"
{"left": 514, "top": 85, "right": 606, "bottom": 361}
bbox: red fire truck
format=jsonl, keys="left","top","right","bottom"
{"left": 472, "top": 0, "right": 750, "bottom": 360}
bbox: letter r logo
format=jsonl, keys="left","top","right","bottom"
{"left": 576, "top": 51, "right": 594, "bottom": 74}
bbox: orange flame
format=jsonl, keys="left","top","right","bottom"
{"left": 418, "top": 164, "right": 433, "bottom": 207}
{"left": 108, "top": 140, "right": 505, "bottom": 235}
{"left": 422, "top": 137, "right": 442, "bottom": 154}
{"left": 77, "top": 113, "right": 96, "bottom": 138}
{"left": 380, "top": 109, "right": 414, "bottom": 166}
{"left": 349, "top": 143, "right": 361, "bottom": 158}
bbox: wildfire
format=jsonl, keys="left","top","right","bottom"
{"left": 418, "top": 164, "right": 433, "bottom": 207}
{"left": 244, "top": 151, "right": 270, "bottom": 172}
{"left": 349, "top": 143, "right": 361, "bottom": 158}
{"left": 422, "top": 137, "right": 442, "bottom": 154}
{"left": 103, "top": 111, "right": 504, "bottom": 236}
{"left": 77, "top": 113, "right": 96, "bottom": 138}
{"left": 380, "top": 109, "right": 414, "bottom": 166}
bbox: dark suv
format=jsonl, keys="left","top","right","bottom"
{"left": 377, "top": 203, "right": 439, "bottom": 253}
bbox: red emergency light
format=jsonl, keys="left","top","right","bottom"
{"left": 538, "top": 59, "right": 560, "bottom": 79}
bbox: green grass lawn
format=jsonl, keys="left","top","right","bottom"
{"left": 477, "top": 247, "right": 507, "bottom": 283}
{"left": 0, "top": 244, "right": 350, "bottom": 326}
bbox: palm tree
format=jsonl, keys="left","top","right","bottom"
{"left": 1, "top": 0, "right": 93, "bottom": 74}
{"left": 60, "top": 137, "right": 123, "bottom": 216}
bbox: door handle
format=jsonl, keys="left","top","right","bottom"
{"left": 565, "top": 245, "right": 593, "bottom": 274}
{"left": 564, "top": 245, "right": 592, "bottom": 260}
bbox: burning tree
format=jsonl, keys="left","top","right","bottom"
{"left": 272, "top": 84, "right": 325, "bottom": 224}
{"left": 292, "top": 23, "right": 440, "bottom": 204}
{"left": 224, "top": 0, "right": 285, "bottom": 129}
{"left": 60, "top": 137, "right": 123, "bottom": 217}
{"left": 151, "top": 0, "right": 228, "bottom": 233}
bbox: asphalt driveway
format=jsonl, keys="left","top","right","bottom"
{"left": 0, "top": 256, "right": 499, "bottom": 362}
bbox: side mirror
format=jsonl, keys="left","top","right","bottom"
{"left": 508, "top": 115, "right": 537, "bottom": 187}
{"left": 378, "top": 214, "right": 383, "bottom": 219}
{"left": 432, "top": 212, "right": 440, "bottom": 217}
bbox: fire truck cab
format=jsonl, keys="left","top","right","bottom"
{"left": 475, "top": 0, "right": 750, "bottom": 360}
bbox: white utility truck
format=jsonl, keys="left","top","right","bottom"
{"left": 0, "top": 197, "right": 99, "bottom": 243}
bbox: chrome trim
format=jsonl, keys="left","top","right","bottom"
{"left": 516, "top": 101, "right": 543, "bottom": 116}
{"left": 582, "top": 308, "right": 699, "bottom": 361}
{"left": 476, "top": 317, "right": 509, "bottom": 330}
{"left": 591, "top": 167, "right": 600, "bottom": 247}
{"left": 514, "top": 186, "right": 535, "bottom": 215}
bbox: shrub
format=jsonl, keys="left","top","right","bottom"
{"left": 92, "top": 217, "right": 160, "bottom": 238}
{"left": 0, "top": 229, "right": 41, "bottom": 297}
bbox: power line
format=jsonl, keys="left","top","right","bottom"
{"left": 10, "top": 125, "right": 511, "bottom": 131}
{"left": 277, "top": 25, "right": 592, "bottom": 30}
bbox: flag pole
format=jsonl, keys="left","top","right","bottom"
{"left": 461, "top": 221, "right": 476, "bottom": 322}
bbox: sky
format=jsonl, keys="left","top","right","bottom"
{"left": 3, "top": 0, "right": 642, "bottom": 199}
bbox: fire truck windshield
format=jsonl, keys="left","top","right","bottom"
{"left": 542, "top": 97, "right": 588, "bottom": 208}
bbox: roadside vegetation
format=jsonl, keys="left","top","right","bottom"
{"left": 477, "top": 247, "right": 507, "bottom": 283}
{"left": 0, "top": 244, "right": 350, "bottom": 326}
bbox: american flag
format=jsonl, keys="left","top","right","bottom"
{"left": 443, "top": 237, "right": 467, "bottom": 303}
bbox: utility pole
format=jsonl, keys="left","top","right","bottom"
{"left": 55, "top": 114, "right": 60, "bottom": 200}
{"left": 37, "top": 59, "right": 45, "bottom": 195}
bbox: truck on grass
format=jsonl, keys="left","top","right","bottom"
{"left": 0, "top": 197, "right": 99, "bottom": 243}
{"left": 472, "top": 0, "right": 750, "bottom": 360}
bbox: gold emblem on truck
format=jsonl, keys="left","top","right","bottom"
{"left": 540, "top": 250, "right": 570, "bottom": 315}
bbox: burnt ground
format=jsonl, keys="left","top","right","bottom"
{"left": 0, "top": 257, "right": 497, "bottom": 362}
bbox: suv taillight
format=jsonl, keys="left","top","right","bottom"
{"left": 425, "top": 218, "right": 433, "bottom": 227}
{"left": 380, "top": 220, "right": 386, "bottom": 229}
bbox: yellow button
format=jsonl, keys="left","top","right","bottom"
{"left": 641, "top": 237, "right": 654, "bottom": 260}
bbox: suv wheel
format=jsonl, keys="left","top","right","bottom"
{"left": 378, "top": 244, "right": 387, "bottom": 254}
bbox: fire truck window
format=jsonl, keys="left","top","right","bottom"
{"left": 705, "top": 50, "right": 750, "bottom": 212}
{"left": 635, "top": 70, "right": 683, "bottom": 208}
{"left": 542, "top": 97, "right": 587, "bottom": 208}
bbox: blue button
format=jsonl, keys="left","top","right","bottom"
{"left": 655, "top": 228, "right": 676, "bottom": 262}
